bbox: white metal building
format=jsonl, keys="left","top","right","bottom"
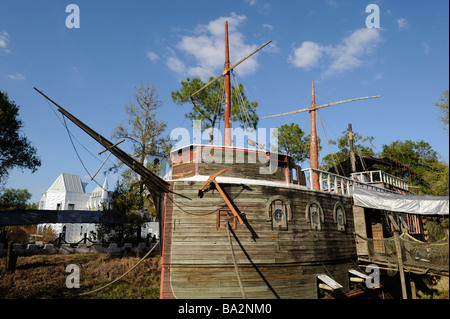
{"left": 37, "top": 173, "right": 110, "bottom": 243}
{"left": 37, "top": 173, "right": 159, "bottom": 243}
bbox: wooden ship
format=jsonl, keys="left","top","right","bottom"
{"left": 34, "top": 21, "right": 448, "bottom": 299}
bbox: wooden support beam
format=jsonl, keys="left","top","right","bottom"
{"left": 394, "top": 230, "right": 408, "bottom": 299}
{"left": 198, "top": 168, "right": 244, "bottom": 225}
{"left": 98, "top": 138, "right": 125, "bottom": 155}
{"left": 260, "top": 96, "right": 381, "bottom": 120}
{"left": 410, "top": 278, "right": 417, "bottom": 299}
{"left": 33, "top": 87, "right": 169, "bottom": 194}
{"left": 318, "top": 283, "right": 334, "bottom": 291}
{"left": 6, "top": 242, "right": 18, "bottom": 273}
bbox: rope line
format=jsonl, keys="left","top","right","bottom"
{"left": 44, "top": 99, "right": 112, "bottom": 192}
{"left": 61, "top": 115, "right": 109, "bottom": 192}
{"left": 227, "top": 222, "right": 246, "bottom": 299}
{"left": 78, "top": 240, "right": 160, "bottom": 296}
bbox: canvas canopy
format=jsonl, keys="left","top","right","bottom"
{"left": 352, "top": 188, "right": 449, "bottom": 216}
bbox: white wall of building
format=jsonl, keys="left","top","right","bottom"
{"left": 38, "top": 174, "right": 107, "bottom": 243}
{"left": 38, "top": 173, "right": 159, "bottom": 244}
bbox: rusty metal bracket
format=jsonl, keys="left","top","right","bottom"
{"left": 198, "top": 168, "right": 244, "bottom": 225}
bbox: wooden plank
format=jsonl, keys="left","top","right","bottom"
{"left": 168, "top": 260, "right": 355, "bottom": 299}
{"left": 163, "top": 176, "right": 358, "bottom": 299}
{"left": 353, "top": 205, "right": 368, "bottom": 255}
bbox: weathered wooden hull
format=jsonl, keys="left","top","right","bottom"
{"left": 160, "top": 179, "right": 358, "bottom": 299}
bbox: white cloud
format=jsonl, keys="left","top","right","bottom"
{"left": 289, "top": 28, "right": 383, "bottom": 77}
{"left": 262, "top": 24, "right": 273, "bottom": 30}
{"left": 265, "top": 40, "right": 280, "bottom": 54}
{"left": 397, "top": 17, "right": 408, "bottom": 29}
{"left": 422, "top": 41, "right": 431, "bottom": 55}
{"left": 327, "top": 1, "right": 339, "bottom": 7}
{"left": 245, "top": 0, "right": 257, "bottom": 6}
{"left": 146, "top": 50, "right": 160, "bottom": 63}
{"left": 0, "top": 30, "right": 11, "bottom": 53}
{"left": 324, "top": 28, "right": 382, "bottom": 76}
{"left": 6, "top": 73, "right": 26, "bottom": 81}
{"left": 373, "top": 73, "right": 383, "bottom": 81}
{"left": 167, "top": 13, "right": 262, "bottom": 80}
{"left": 288, "top": 41, "right": 323, "bottom": 69}
{"left": 166, "top": 55, "right": 185, "bottom": 74}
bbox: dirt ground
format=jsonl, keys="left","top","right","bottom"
{"left": 0, "top": 252, "right": 161, "bottom": 299}
{"left": 1, "top": 251, "right": 447, "bottom": 300}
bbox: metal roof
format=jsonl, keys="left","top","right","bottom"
{"left": 47, "top": 173, "right": 86, "bottom": 193}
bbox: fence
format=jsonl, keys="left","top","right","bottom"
{"left": 351, "top": 170, "right": 409, "bottom": 192}
{"left": 355, "top": 232, "right": 449, "bottom": 275}
{"left": 0, "top": 241, "right": 159, "bottom": 258}
{"left": 302, "top": 168, "right": 395, "bottom": 196}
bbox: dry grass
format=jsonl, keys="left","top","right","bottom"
{"left": 0, "top": 252, "right": 161, "bottom": 299}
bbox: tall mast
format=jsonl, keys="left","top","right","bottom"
{"left": 260, "top": 82, "right": 380, "bottom": 190}
{"left": 224, "top": 21, "right": 232, "bottom": 147}
{"left": 309, "top": 80, "right": 320, "bottom": 190}
{"left": 348, "top": 123, "right": 356, "bottom": 174}
{"left": 190, "top": 22, "right": 271, "bottom": 147}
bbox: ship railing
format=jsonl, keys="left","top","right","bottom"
{"left": 302, "top": 168, "right": 395, "bottom": 196}
{"left": 350, "top": 170, "right": 409, "bottom": 191}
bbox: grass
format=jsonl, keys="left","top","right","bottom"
{"left": 0, "top": 252, "right": 161, "bottom": 299}
{"left": 417, "top": 276, "right": 449, "bottom": 299}
{"left": 2, "top": 251, "right": 447, "bottom": 300}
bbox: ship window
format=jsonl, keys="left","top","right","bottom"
{"left": 306, "top": 200, "right": 324, "bottom": 230}
{"left": 266, "top": 196, "right": 291, "bottom": 231}
{"left": 333, "top": 202, "right": 346, "bottom": 231}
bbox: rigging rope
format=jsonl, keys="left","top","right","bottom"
{"left": 316, "top": 110, "right": 342, "bottom": 174}
{"left": 45, "top": 100, "right": 106, "bottom": 165}
{"left": 231, "top": 71, "right": 253, "bottom": 130}
{"left": 45, "top": 99, "right": 112, "bottom": 192}
{"left": 78, "top": 241, "right": 160, "bottom": 296}
{"left": 227, "top": 222, "right": 247, "bottom": 299}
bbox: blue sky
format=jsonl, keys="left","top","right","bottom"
{"left": 1, "top": 0, "right": 448, "bottom": 203}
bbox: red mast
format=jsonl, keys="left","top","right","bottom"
{"left": 310, "top": 80, "right": 320, "bottom": 190}
{"left": 224, "top": 21, "right": 232, "bottom": 147}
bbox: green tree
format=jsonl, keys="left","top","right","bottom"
{"left": 321, "top": 127, "right": 375, "bottom": 171}
{"left": 96, "top": 180, "right": 149, "bottom": 245}
{"left": 112, "top": 83, "right": 171, "bottom": 169}
{"left": 0, "top": 91, "right": 41, "bottom": 185}
{"left": 0, "top": 188, "right": 32, "bottom": 210}
{"left": 422, "top": 160, "right": 449, "bottom": 196}
{"left": 111, "top": 82, "right": 171, "bottom": 209}
{"left": 100, "top": 83, "right": 171, "bottom": 243}
{"left": 171, "top": 76, "right": 258, "bottom": 143}
{"left": 277, "top": 123, "right": 320, "bottom": 164}
{"left": 0, "top": 188, "right": 37, "bottom": 245}
{"left": 435, "top": 89, "right": 449, "bottom": 133}
{"left": 380, "top": 140, "right": 441, "bottom": 195}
